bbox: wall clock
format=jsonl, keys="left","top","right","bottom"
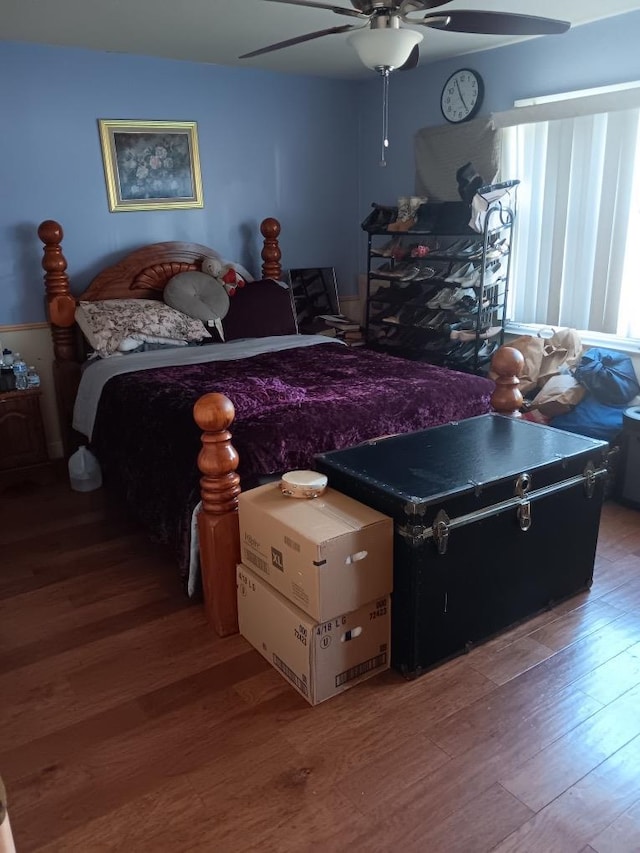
{"left": 441, "top": 69, "right": 484, "bottom": 124}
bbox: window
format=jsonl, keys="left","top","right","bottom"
{"left": 495, "top": 83, "right": 640, "bottom": 341}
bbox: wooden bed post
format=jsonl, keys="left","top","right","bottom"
{"left": 490, "top": 346, "right": 524, "bottom": 416}
{"left": 260, "top": 217, "right": 282, "bottom": 280}
{"left": 192, "top": 216, "right": 283, "bottom": 636}
{"left": 38, "top": 220, "right": 82, "bottom": 457}
{"left": 193, "top": 393, "right": 242, "bottom": 636}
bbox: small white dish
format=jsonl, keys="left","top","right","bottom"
{"left": 280, "top": 470, "right": 328, "bottom": 499}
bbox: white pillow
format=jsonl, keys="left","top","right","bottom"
{"left": 76, "top": 299, "right": 210, "bottom": 357}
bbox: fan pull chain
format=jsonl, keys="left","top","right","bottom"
{"left": 380, "top": 67, "right": 390, "bottom": 167}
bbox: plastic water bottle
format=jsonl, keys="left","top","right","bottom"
{"left": 27, "top": 366, "right": 41, "bottom": 388}
{"left": 12, "top": 354, "right": 28, "bottom": 390}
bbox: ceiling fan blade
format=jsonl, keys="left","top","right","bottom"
{"left": 239, "top": 24, "right": 359, "bottom": 58}
{"left": 398, "top": 44, "right": 420, "bottom": 71}
{"left": 422, "top": 10, "right": 570, "bottom": 36}
{"left": 400, "top": 0, "right": 453, "bottom": 11}
{"left": 263, "top": 0, "right": 369, "bottom": 19}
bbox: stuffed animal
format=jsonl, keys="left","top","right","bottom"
{"left": 220, "top": 265, "right": 246, "bottom": 296}
{"left": 201, "top": 256, "right": 246, "bottom": 296}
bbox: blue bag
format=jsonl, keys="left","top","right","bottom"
{"left": 550, "top": 395, "right": 627, "bottom": 442}
{"left": 574, "top": 348, "right": 639, "bottom": 406}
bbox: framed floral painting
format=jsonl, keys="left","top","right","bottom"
{"left": 98, "top": 120, "right": 204, "bottom": 211}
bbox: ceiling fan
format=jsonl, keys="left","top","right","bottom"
{"left": 240, "top": 1, "right": 570, "bottom": 69}
{"left": 240, "top": 0, "right": 570, "bottom": 163}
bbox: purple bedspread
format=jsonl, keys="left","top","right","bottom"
{"left": 91, "top": 344, "right": 493, "bottom": 583}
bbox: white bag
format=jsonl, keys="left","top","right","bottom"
{"left": 469, "top": 180, "right": 519, "bottom": 233}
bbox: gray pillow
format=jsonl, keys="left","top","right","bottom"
{"left": 164, "top": 271, "right": 230, "bottom": 326}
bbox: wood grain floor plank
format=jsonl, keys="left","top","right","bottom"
{"left": 339, "top": 682, "right": 602, "bottom": 838}
{"left": 282, "top": 655, "right": 496, "bottom": 756}
{"left": 589, "top": 553, "right": 640, "bottom": 601}
{"left": 33, "top": 776, "right": 210, "bottom": 853}
{"left": 500, "top": 682, "right": 640, "bottom": 812}
{"left": 398, "top": 782, "right": 534, "bottom": 853}
{"left": 0, "top": 612, "right": 249, "bottom": 751}
{"left": 0, "top": 534, "right": 150, "bottom": 600}
{"left": 589, "top": 796, "right": 640, "bottom": 852}
{"left": 184, "top": 789, "right": 368, "bottom": 853}
{"left": 493, "top": 733, "right": 640, "bottom": 852}
{"left": 0, "top": 596, "right": 189, "bottom": 675}
{"left": 599, "top": 569, "right": 640, "bottom": 614}
{"left": 230, "top": 791, "right": 372, "bottom": 853}
{"left": 426, "top": 665, "right": 602, "bottom": 758}
{"left": 338, "top": 733, "right": 451, "bottom": 811}
{"left": 537, "top": 609, "right": 640, "bottom": 689}
{"left": 8, "top": 685, "right": 301, "bottom": 848}
{"left": 526, "top": 598, "right": 628, "bottom": 652}
{"left": 467, "top": 634, "right": 555, "bottom": 685}
{"left": 572, "top": 641, "right": 640, "bottom": 704}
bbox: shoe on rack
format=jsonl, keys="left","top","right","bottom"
{"left": 413, "top": 265, "right": 437, "bottom": 282}
{"left": 413, "top": 309, "right": 437, "bottom": 328}
{"left": 446, "top": 341, "right": 477, "bottom": 363}
{"left": 456, "top": 296, "right": 491, "bottom": 316}
{"left": 477, "top": 340, "right": 499, "bottom": 361}
{"left": 477, "top": 260, "right": 505, "bottom": 287}
{"left": 453, "top": 241, "right": 484, "bottom": 258}
{"left": 426, "top": 310, "right": 448, "bottom": 328}
{"left": 372, "top": 237, "right": 399, "bottom": 257}
{"left": 445, "top": 262, "right": 477, "bottom": 283}
{"left": 485, "top": 238, "right": 510, "bottom": 259}
{"left": 398, "top": 265, "right": 422, "bottom": 282}
{"left": 377, "top": 262, "right": 412, "bottom": 279}
{"left": 438, "top": 287, "right": 471, "bottom": 310}
{"left": 427, "top": 288, "right": 449, "bottom": 309}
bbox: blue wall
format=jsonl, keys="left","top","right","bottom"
{"left": 2, "top": 10, "right": 640, "bottom": 324}
{"left": 0, "top": 42, "right": 360, "bottom": 324}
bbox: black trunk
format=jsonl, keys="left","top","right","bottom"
{"left": 316, "top": 414, "right": 609, "bottom": 678}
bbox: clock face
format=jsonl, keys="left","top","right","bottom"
{"left": 441, "top": 69, "right": 484, "bottom": 124}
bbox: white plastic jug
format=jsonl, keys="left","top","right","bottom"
{"left": 68, "top": 446, "right": 103, "bottom": 492}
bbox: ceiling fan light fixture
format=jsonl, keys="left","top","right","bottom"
{"left": 347, "top": 27, "right": 423, "bottom": 72}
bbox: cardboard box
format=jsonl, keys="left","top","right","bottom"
{"left": 238, "top": 483, "right": 393, "bottom": 621}
{"left": 237, "top": 565, "right": 390, "bottom": 705}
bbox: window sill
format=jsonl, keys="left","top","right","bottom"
{"left": 505, "top": 322, "right": 640, "bottom": 356}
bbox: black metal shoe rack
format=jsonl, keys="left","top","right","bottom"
{"left": 362, "top": 196, "right": 517, "bottom": 374}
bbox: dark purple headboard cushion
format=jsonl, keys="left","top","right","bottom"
{"left": 223, "top": 278, "right": 298, "bottom": 341}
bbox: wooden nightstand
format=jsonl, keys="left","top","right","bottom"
{"left": 0, "top": 388, "right": 48, "bottom": 473}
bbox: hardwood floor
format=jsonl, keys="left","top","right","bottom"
{"left": 2, "top": 471, "right": 640, "bottom": 852}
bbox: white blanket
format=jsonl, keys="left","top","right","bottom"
{"left": 73, "top": 334, "right": 340, "bottom": 439}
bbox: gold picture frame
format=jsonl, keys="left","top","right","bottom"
{"left": 98, "top": 119, "right": 204, "bottom": 212}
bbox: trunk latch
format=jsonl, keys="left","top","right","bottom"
{"left": 432, "top": 509, "right": 451, "bottom": 555}
{"left": 516, "top": 473, "right": 532, "bottom": 532}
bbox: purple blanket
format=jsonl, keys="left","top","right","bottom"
{"left": 92, "top": 344, "right": 493, "bottom": 582}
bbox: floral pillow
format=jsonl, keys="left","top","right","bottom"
{"left": 76, "top": 299, "right": 210, "bottom": 356}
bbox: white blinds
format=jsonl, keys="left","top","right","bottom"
{"left": 501, "top": 105, "right": 640, "bottom": 338}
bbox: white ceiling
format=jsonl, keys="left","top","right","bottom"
{"left": 2, "top": 0, "right": 640, "bottom": 79}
